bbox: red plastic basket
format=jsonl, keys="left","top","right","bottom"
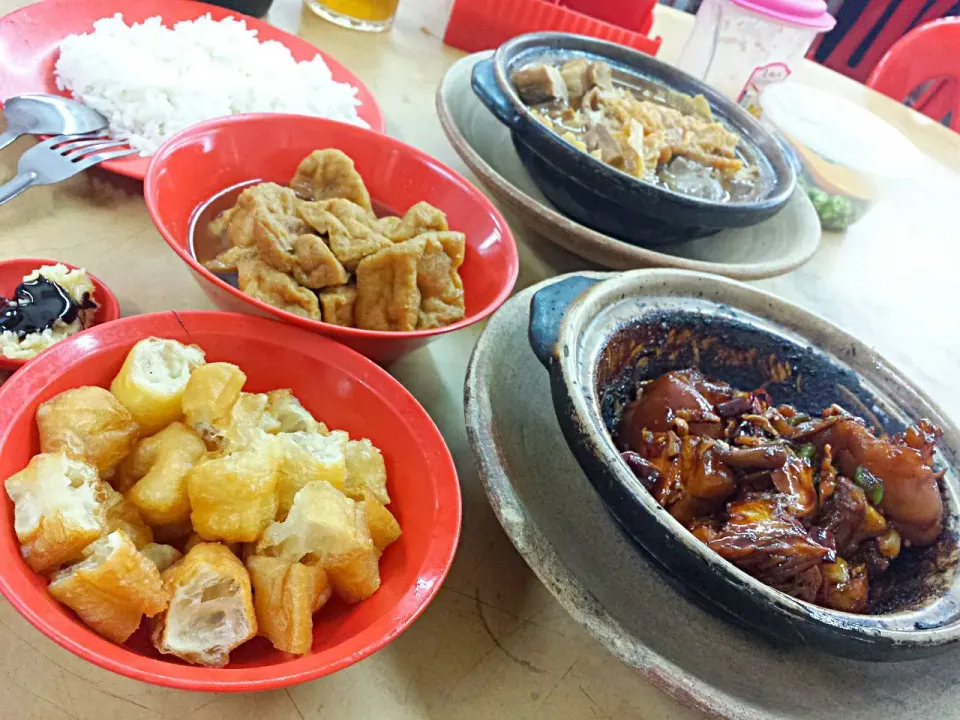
{"left": 443, "top": 0, "right": 662, "bottom": 56}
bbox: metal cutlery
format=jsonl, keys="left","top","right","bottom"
{"left": 0, "top": 133, "right": 135, "bottom": 206}
{"left": 0, "top": 94, "right": 108, "bottom": 153}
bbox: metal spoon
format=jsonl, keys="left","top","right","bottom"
{"left": 0, "top": 94, "right": 108, "bottom": 153}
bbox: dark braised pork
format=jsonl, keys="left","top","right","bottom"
{"left": 616, "top": 369, "right": 944, "bottom": 613}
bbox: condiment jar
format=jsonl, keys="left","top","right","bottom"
{"left": 759, "top": 82, "right": 923, "bottom": 231}
{"left": 676, "top": 0, "right": 835, "bottom": 115}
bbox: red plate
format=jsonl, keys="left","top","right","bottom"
{"left": 0, "top": 0, "right": 385, "bottom": 180}
{"left": 0, "top": 311, "right": 461, "bottom": 690}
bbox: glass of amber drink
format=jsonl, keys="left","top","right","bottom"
{"left": 305, "top": 0, "right": 399, "bottom": 32}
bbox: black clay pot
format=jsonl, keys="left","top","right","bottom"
{"left": 528, "top": 270, "right": 960, "bottom": 661}
{"left": 472, "top": 33, "right": 796, "bottom": 248}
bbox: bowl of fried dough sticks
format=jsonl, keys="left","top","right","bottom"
{"left": 0, "top": 311, "right": 461, "bottom": 690}
{"left": 145, "top": 113, "right": 520, "bottom": 365}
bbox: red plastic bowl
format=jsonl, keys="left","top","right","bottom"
{"left": 0, "top": 258, "right": 120, "bottom": 372}
{"left": 144, "top": 113, "right": 519, "bottom": 365}
{"left": 0, "top": 0, "right": 385, "bottom": 180}
{"left": 0, "top": 311, "right": 461, "bottom": 691}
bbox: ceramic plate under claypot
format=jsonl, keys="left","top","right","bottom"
{"left": 527, "top": 270, "right": 960, "bottom": 660}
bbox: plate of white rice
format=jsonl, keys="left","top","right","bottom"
{"left": 0, "top": 0, "right": 384, "bottom": 180}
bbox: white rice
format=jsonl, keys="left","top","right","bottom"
{"left": 54, "top": 14, "right": 368, "bottom": 156}
{"left": 0, "top": 265, "right": 97, "bottom": 360}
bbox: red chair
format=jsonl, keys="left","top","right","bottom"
{"left": 867, "top": 17, "right": 960, "bottom": 132}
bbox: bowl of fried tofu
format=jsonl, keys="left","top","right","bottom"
{"left": 0, "top": 310, "right": 461, "bottom": 690}
{"left": 144, "top": 113, "right": 520, "bottom": 366}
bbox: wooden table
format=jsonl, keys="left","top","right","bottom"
{"left": 1, "top": 1, "right": 958, "bottom": 718}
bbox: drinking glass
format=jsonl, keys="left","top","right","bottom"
{"left": 305, "top": 0, "right": 400, "bottom": 32}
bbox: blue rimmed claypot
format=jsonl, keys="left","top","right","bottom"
{"left": 528, "top": 269, "right": 960, "bottom": 661}
{"left": 472, "top": 33, "right": 796, "bottom": 248}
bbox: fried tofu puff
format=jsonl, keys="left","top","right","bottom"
{"left": 110, "top": 338, "right": 206, "bottom": 435}
{"left": 4, "top": 452, "right": 107, "bottom": 573}
{"left": 181, "top": 362, "right": 246, "bottom": 441}
{"left": 187, "top": 432, "right": 281, "bottom": 543}
{"left": 36, "top": 387, "right": 139, "bottom": 478}
{"left": 246, "top": 555, "right": 330, "bottom": 655}
{"left": 152, "top": 543, "right": 257, "bottom": 667}
{"left": 256, "top": 481, "right": 380, "bottom": 602}
{"left": 343, "top": 438, "right": 390, "bottom": 505}
{"left": 48, "top": 531, "right": 169, "bottom": 643}
{"left": 122, "top": 422, "right": 206, "bottom": 528}
{"left": 276, "top": 431, "right": 349, "bottom": 517}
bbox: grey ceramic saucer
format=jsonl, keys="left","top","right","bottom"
{"left": 438, "top": 53, "right": 821, "bottom": 280}
{"left": 464, "top": 273, "right": 960, "bottom": 720}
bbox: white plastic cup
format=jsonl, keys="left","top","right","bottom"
{"left": 676, "top": 0, "right": 835, "bottom": 116}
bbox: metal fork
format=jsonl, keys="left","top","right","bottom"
{"left": 0, "top": 133, "right": 136, "bottom": 206}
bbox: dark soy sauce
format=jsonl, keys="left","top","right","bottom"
{"left": 0, "top": 276, "right": 89, "bottom": 338}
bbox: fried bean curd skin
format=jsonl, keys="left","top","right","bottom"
{"left": 246, "top": 554, "right": 329, "bottom": 654}
{"left": 110, "top": 338, "right": 206, "bottom": 436}
{"left": 203, "top": 244, "right": 259, "bottom": 274}
{"left": 152, "top": 543, "right": 257, "bottom": 667}
{"left": 318, "top": 285, "right": 358, "bottom": 327}
{"left": 124, "top": 422, "right": 207, "bottom": 528}
{"left": 236, "top": 255, "right": 322, "bottom": 321}
{"left": 4, "top": 452, "right": 107, "bottom": 573}
{"left": 298, "top": 198, "right": 391, "bottom": 272}
{"left": 354, "top": 238, "right": 425, "bottom": 332}
{"left": 290, "top": 149, "right": 373, "bottom": 214}
{"left": 37, "top": 386, "right": 139, "bottom": 478}
{"left": 383, "top": 201, "right": 449, "bottom": 243}
{"left": 48, "top": 531, "right": 169, "bottom": 643}
{"left": 210, "top": 182, "right": 302, "bottom": 249}
{"left": 415, "top": 231, "right": 466, "bottom": 330}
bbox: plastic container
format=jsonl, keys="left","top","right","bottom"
{"left": 676, "top": 0, "right": 835, "bottom": 115}
{"left": 760, "top": 82, "right": 923, "bottom": 231}
{"left": 438, "top": 0, "right": 662, "bottom": 56}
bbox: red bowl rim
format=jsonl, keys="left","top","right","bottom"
{"left": 0, "top": 310, "right": 462, "bottom": 691}
{"left": 143, "top": 113, "right": 520, "bottom": 342}
{"left": 0, "top": 257, "right": 121, "bottom": 371}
